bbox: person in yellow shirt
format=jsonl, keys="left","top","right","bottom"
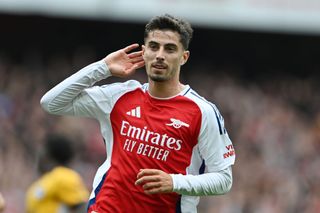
{"left": 26, "top": 134, "right": 89, "bottom": 213}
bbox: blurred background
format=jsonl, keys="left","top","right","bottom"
{"left": 0, "top": 0, "right": 320, "bottom": 212}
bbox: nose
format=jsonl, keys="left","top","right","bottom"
{"left": 156, "top": 48, "right": 165, "bottom": 61}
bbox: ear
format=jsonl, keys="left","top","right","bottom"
{"left": 180, "top": 50, "right": 190, "bottom": 66}
{"left": 141, "top": 45, "right": 146, "bottom": 60}
{"left": 141, "top": 45, "right": 145, "bottom": 55}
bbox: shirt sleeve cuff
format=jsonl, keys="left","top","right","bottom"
{"left": 98, "top": 59, "right": 112, "bottom": 78}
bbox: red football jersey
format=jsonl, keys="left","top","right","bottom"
{"left": 88, "top": 87, "right": 202, "bottom": 212}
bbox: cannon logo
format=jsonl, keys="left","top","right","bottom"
{"left": 166, "top": 118, "right": 189, "bottom": 129}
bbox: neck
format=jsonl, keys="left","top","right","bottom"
{"left": 148, "top": 79, "right": 185, "bottom": 98}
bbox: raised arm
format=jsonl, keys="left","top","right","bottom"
{"left": 40, "top": 44, "right": 144, "bottom": 116}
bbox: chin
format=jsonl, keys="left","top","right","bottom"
{"left": 149, "top": 75, "right": 167, "bottom": 82}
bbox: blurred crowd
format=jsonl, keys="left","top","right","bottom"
{"left": 0, "top": 47, "right": 319, "bottom": 212}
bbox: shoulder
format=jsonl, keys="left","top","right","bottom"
{"left": 100, "top": 79, "right": 141, "bottom": 90}
{"left": 85, "top": 80, "right": 142, "bottom": 96}
{"left": 51, "top": 167, "right": 89, "bottom": 203}
{"left": 184, "top": 88, "right": 226, "bottom": 134}
{"left": 101, "top": 79, "right": 142, "bottom": 90}
{"left": 80, "top": 80, "right": 143, "bottom": 106}
{"left": 50, "top": 167, "right": 83, "bottom": 184}
{"left": 183, "top": 88, "right": 218, "bottom": 115}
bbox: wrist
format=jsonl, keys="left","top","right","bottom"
{"left": 99, "top": 59, "right": 112, "bottom": 77}
{"left": 170, "top": 174, "right": 179, "bottom": 192}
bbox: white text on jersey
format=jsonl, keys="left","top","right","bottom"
{"left": 120, "top": 120, "right": 182, "bottom": 151}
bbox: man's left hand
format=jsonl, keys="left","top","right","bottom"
{"left": 135, "top": 169, "right": 173, "bottom": 194}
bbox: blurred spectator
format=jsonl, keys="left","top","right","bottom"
{"left": 0, "top": 192, "right": 5, "bottom": 212}
{"left": 25, "top": 134, "right": 89, "bottom": 213}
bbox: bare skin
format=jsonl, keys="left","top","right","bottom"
{"left": 142, "top": 30, "right": 189, "bottom": 98}
{"left": 135, "top": 169, "right": 174, "bottom": 194}
{"left": 0, "top": 192, "right": 5, "bottom": 212}
{"left": 104, "top": 43, "right": 145, "bottom": 77}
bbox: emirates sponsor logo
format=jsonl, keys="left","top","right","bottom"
{"left": 120, "top": 120, "right": 182, "bottom": 150}
{"left": 120, "top": 120, "right": 183, "bottom": 161}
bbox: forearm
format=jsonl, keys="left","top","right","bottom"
{"left": 40, "top": 60, "right": 110, "bottom": 115}
{"left": 171, "top": 166, "right": 233, "bottom": 196}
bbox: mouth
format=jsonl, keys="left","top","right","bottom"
{"left": 151, "top": 63, "right": 167, "bottom": 70}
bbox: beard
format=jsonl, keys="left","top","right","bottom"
{"left": 148, "top": 74, "right": 168, "bottom": 82}
{"left": 147, "top": 66, "right": 176, "bottom": 82}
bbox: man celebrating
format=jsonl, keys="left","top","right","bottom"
{"left": 41, "top": 14, "right": 235, "bottom": 213}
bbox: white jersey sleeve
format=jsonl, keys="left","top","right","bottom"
{"left": 40, "top": 60, "right": 140, "bottom": 120}
{"left": 171, "top": 166, "right": 232, "bottom": 196}
{"left": 40, "top": 60, "right": 110, "bottom": 118}
{"left": 198, "top": 103, "right": 235, "bottom": 172}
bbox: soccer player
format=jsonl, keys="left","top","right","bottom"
{"left": 40, "top": 14, "right": 235, "bottom": 213}
{"left": 26, "top": 135, "right": 89, "bottom": 213}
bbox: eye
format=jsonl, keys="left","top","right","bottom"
{"left": 165, "top": 45, "right": 177, "bottom": 53}
{"left": 148, "top": 43, "right": 158, "bottom": 51}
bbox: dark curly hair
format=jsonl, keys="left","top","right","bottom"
{"left": 144, "top": 14, "right": 193, "bottom": 50}
{"left": 45, "top": 134, "right": 74, "bottom": 165}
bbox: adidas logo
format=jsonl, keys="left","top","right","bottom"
{"left": 126, "top": 106, "right": 141, "bottom": 118}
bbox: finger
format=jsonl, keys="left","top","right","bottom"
{"left": 137, "top": 169, "right": 161, "bottom": 179}
{"left": 142, "top": 182, "right": 162, "bottom": 190}
{"left": 126, "top": 61, "right": 145, "bottom": 73}
{"left": 137, "top": 169, "right": 156, "bottom": 179}
{"left": 144, "top": 187, "right": 164, "bottom": 195}
{"left": 123, "top": 44, "right": 140, "bottom": 53}
{"left": 130, "top": 56, "right": 144, "bottom": 63}
{"left": 135, "top": 175, "right": 160, "bottom": 185}
{"left": 128, "top": 51, "right": 143, "bottom": 59}
{"left": 133, "top": 60, "right": 145, "bottom": 70}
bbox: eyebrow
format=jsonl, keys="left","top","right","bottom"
{"left": 148, "top": 41, "right": 178, "bottom": 48}
{"left": 165, "top": 43, "right": 178, "bottom": 49}
{"left": 148, "top": 41, "right": 159, "bottom": 45}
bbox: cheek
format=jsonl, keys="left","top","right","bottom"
{"left": 142, "top": 55, "right": 150, "bottom": 67}
{"left": 170, "top": 58, "right": 181, "bottom": 67}
{"left": 143, "top": 50, "right": 155, "bottom": 60}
